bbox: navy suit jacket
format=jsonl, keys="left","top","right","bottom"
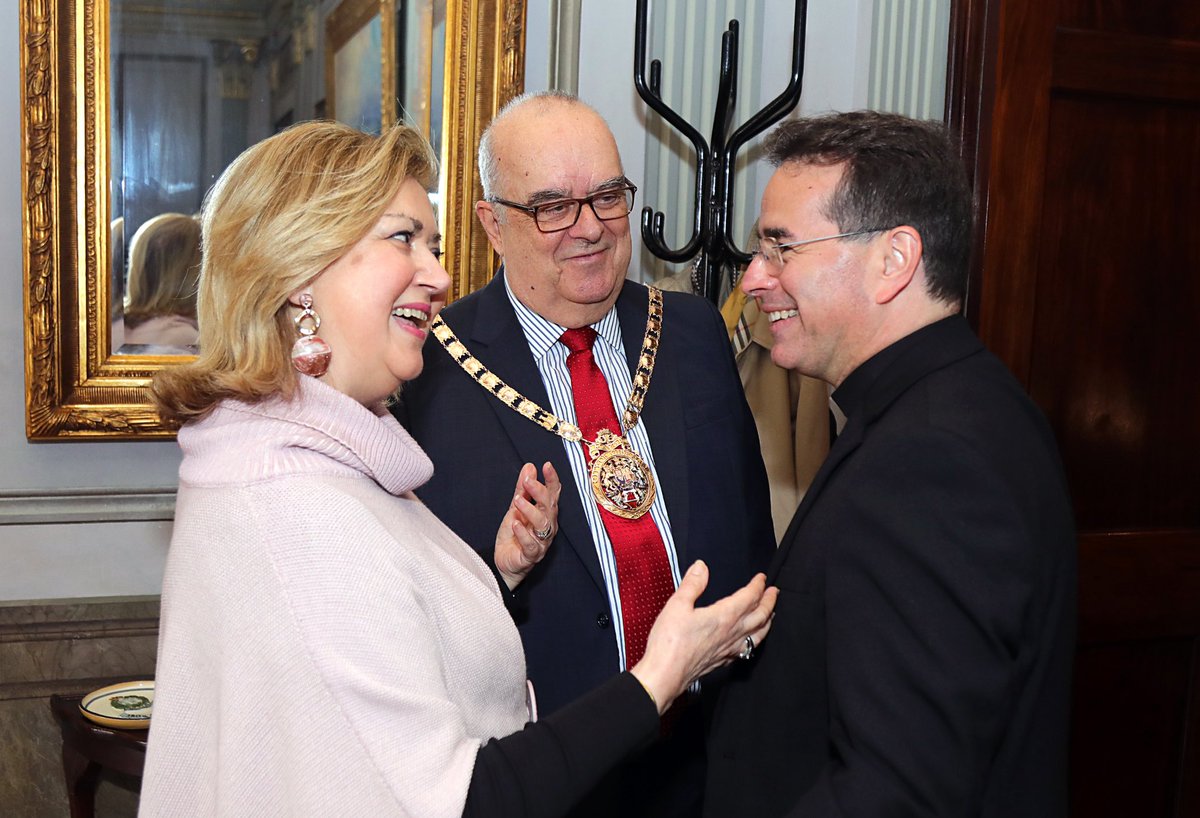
{"left": 399, "top": 274, "right": 774, "bottom": 716}
{"left": 705, "top": 316, "right": 1076, "bottom": 818}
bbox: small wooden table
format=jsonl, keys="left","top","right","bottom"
{"left": 49, "top": 693, "right": 148, "bottom": 818}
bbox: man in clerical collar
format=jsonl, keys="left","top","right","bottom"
{"left": 704, "top": 110, "right": 1076, "bottom": 818}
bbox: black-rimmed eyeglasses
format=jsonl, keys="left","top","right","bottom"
{"left": 488, "top": 184, "right": 638, "bottom": 233}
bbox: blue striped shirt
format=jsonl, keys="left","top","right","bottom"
{"left": 504, "top": 276, "right": 681, "bottom": 671}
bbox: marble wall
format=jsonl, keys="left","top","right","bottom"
{"left": 0, "top": 599, "right": 158, "bottom": 817}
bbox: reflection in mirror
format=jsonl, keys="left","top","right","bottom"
{"left": 22, "top": 0, "right": 524, "bottom": 439}
{"left": 109, "top": 0, "right": 445, "bottom": 356}
{"left": 117, "top": 213, "right": 202, "bottom": 354}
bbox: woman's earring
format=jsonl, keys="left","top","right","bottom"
{"left": 291, "top": 293, "right": 331, "bottom": 377}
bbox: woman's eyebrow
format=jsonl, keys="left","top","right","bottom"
{"left": 380, "top": 212, "right": 420, "bottom": 229}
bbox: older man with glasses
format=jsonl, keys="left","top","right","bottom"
{"left": 397, "top": 90, "right": 774, "bottom": 817}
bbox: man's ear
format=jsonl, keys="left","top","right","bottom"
{"left": 873, "top": 225, "right": 922, "bottom": 304}
{"left": 475, "top": 200, "right": 505, "bottom": 256}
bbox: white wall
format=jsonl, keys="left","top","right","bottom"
{"left": 0, "top": 4, "right": 177, "bottom": 602}
{"left": 526, "top": 0, "right": 876, "bottom": 281}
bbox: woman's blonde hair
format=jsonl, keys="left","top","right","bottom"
{"left": 152, "top": 120, "right": 436, "bottom": 423}
{"left": 124, "top": 212, "right": 202, "bottom": 327}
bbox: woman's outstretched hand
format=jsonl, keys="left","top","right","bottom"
{"left": 494, "top": 461, "right": 562, "bottom": 591}
{"left": 631, "top": 561, "right": 778, "bottom": 714}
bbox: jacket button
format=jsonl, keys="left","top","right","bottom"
{"left": 595, "top": 612, "right": 610, "bottom": 628}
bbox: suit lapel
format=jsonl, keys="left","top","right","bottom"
{"left": 768, "top": 412, "right": 864, "bottom": 583}
{"left": 460, "top": 275, "right": 607, "bottom": 593}
{"left": 617, "top": 283, "right": 692, "bottom": 560}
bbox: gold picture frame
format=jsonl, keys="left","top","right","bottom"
{"left": 325, "top": 0, "right": 397, "bottom": 132}
{"left": 20, "top": 0, "right": 525, "bottom": 440}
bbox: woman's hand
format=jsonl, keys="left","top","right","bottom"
{"left": 630, "top": 561, "right": 778, "bottom": 714}
{"left": 494, "top": 461, "right": 562, "bottom": 591}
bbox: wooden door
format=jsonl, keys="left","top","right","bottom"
{"left": 947, "top": 1, "right": 1200, "bottom": 815}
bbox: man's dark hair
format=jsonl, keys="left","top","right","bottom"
{"left": 765, "top": 110, "right": 972, "bottom": 305}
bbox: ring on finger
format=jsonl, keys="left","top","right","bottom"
{"left": 737, "top": 634, "right": 755, "bottom": 661}
{"left": 534, "top": 524, "right": 552, "bottom": 541}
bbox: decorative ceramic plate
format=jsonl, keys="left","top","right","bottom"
{"left": 79, "top": 680, "right": 155, "bottom": 730}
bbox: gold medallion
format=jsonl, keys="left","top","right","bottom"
{"left": 587, "top": 429, "right": 656, "bottom": 519}
{"left": 432, "top": 288, "right": 665, "bottom": 521}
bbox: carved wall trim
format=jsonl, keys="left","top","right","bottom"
{"left": 0, "top": 490, "right": 176, "bottom": 525}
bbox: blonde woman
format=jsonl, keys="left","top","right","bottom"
{"left": 140, "top": 121, "right": 775, "bottom": 818}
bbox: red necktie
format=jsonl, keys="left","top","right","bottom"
{"left": 561, "top": 327, "right": 676, "bottom": 667}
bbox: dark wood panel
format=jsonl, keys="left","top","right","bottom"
{"left": 1057, "top": 0, "right": 1200, "bottom": 41}
{"left": 1072, "top": 532, "right": 1200, "bottom": 817}
{"left": 1076, "top": 532, "right": 1200, "bottom": 644}
{"left": 945, "top": 0, "right": 1000, "bottom": 323}
{"left": 1054, "top": 28, "right": 1200, "bottom": 102}
{"left": 1071, "top": 639, "right": 1194, "bottom": 818}
{"left": 1182, "top": 643, "right": 1200, "bottom": 818}
{"left": 1073, "top": 532, "right": 1200, "bottom": 818}
{"left": 973, "top": 0, "right": 1057, "bottom": 381}
{"left": 1028, "top": 95, "right": 1200, "bottom": 530}
{"left": 945, "top": 0, "right": 998, "bottom": 182}
{"left": 951, "top": 0, "right": 1200, "bottom": 813}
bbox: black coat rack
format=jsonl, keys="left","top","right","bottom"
{"left": 633, "top": 0, "right": 808, "bottom": 304}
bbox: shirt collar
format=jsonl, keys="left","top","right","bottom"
{"left": 831, "top": 319, "right": 939, "bottom": 420}
{"left": 503, "top": 270, "right": 622, "bottom": 361}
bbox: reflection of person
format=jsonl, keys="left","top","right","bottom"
{"left": 140, "top": 120, "right": 777, "bottom": 817}
{"left": 704, "top": 111, "right": 1077, "bottom": 817}
{"left": 399, "top": 91, "right": 775, "bottom": 817}
{"left": 110, "top": 216, "right": 127, "bottom": 351}
{"left": 123, "top": 212, "right": 202, "bottom": 349}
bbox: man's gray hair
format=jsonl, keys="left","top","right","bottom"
{"left": 477, "top": 89, "right": 584, "bottom": 200}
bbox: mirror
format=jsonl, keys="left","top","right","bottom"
{"left": 22, "top": 0, "right": 525, "bottom": 439}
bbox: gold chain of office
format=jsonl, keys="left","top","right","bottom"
{"left": 429, "top": 287, "right": 664, "bottom": 519}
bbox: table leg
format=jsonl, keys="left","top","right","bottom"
{"left": 61, "top": 742, "right": 100, "bottom": 818}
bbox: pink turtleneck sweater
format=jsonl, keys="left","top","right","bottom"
{"left": 140, "top": 377, "right": 531, "bottom": 817}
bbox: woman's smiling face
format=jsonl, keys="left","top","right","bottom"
{"left": 298, "top": 177, "right": 450, "bottom": 406}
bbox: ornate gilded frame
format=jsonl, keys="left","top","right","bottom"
{"left": 20, "top": 0, "right": 525, "bottom": 440}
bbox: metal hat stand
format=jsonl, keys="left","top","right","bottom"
{"left": 633, "top": 0, "right": 809, "bottom": 304}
